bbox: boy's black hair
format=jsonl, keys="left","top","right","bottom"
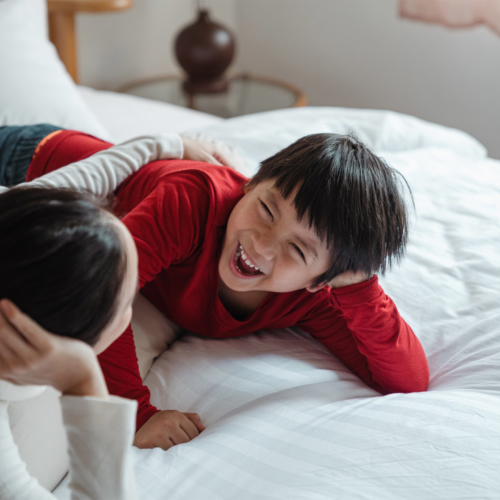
{"left": 248, "top": 133, "right": 411, "bottom": 287}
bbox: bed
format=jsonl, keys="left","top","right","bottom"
{"left": 2, "top": 1, "right": 500, "bottom": 499}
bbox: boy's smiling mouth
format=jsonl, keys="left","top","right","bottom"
{"left": 230, "top": 241, "right": 264, "bottom": 279}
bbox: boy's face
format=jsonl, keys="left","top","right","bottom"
{"left": 219, "top": 179, "right": 331, "bottom": 294}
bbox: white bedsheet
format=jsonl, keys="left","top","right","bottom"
{"left": 56, "top": 102, "right": 500, "bottom": 499}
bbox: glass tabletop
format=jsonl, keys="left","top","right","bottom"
{"left": 119, "top": 74, "right": 306, "bottom": 118}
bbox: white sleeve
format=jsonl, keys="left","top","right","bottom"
{"left": 60, "top": 395, "right": 139, "bottom": 500}
{"left": 22, "top": 133, "right": 184, "bottom": 200}
{"left": 0, "top": 401, "right": 54, "bottom": 500}
{"left": 0, "top": 397, "right": 139, "bottom": 500}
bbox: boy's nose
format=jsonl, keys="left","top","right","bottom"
{"left": 251, "top": 231, "right": 274, "bottom": 261}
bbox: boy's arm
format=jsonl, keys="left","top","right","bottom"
{"left": 97, "top": 325, "right": 159, "bottom": 429}
{"left": 25, "top": 133, "right": 184, "bottom": 198}
{"left": 297, "top": 276, "right": 429, "bottom": 394}
{"left": 99, "top": 173, "right": 210, "bottom": 431}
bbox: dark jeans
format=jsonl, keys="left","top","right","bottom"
{"left": 0, "top": 124, "right": 63, "bottom": 187}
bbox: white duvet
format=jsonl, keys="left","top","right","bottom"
{"left": 59, "top": 107, "right": 500, "bottom": 499}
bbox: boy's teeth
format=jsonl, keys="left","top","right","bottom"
{"left": 235, "top": 243, "right": 262, "bottom": 274}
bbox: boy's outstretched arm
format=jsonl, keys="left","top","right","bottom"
{"left": 297, "top": 275, "right": 429, "bottom": 394}
{"left": 99, "top": 171, "right": 213, "bottom": 448}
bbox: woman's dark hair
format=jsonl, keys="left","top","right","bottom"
{"left": 248, "top": 133, "right": 412, "bottom": 286}
{"left": 0, "top": 187, "right": 127, "bottom": 345}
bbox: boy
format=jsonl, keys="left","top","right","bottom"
{"left": 26, "top": 130, "right": 429, "bottom": 451}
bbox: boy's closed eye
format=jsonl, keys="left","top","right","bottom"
{"left": 259, "top": 199, "right": 307, "bottom": 263}
{"left": 291, "top": 243, "right": 306, "bottom": 262}
{"left": 259, "top": 200, "right": 273, "bottom": 221}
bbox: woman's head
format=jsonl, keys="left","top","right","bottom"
{"left": 0, "top": 187, "right": 138, "bottom": 354}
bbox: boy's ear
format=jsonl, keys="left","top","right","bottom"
{"left": 306, "top": 282, "right": 328, "bottom": 293}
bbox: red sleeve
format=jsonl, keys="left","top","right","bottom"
{"left": 297, "top": 276, "right": 429, "bottom": 394}
{"left": 98, "top": 172, "right": 211, "bottom": 429}
{"left": 97, "top": 325, "right": 158, "bottom": 429}
{"left": 121, "top": 171, "right": 210, "bottom": 288}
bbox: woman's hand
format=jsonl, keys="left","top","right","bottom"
{"left": 327, "top": 270, "right": 373, "bottom": 289}
{"left": 181, "top": 137, "right": 247, "bottom": 171}
{"left": 0, "top": 299, "right": 108, "bottom": 399}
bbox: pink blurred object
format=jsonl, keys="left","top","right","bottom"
{"left": 399, "top": 0, "right": 500, "bottom": 34}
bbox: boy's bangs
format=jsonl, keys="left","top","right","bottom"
{"left": 251, "top": 133, "right": 410, "bottom": 285}
{"left": 272, "top": 160, "right": 335, "bottom": 248}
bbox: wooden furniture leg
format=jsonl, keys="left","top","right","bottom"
{"left": 49, "top": 11, "right": 78, "bottom": 83}
{"left": 47, "top": 0, "right": 133, "bottom": 84}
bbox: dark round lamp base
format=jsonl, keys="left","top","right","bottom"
{"left": 175, "top": 9, "right": 235, "bottom": 95}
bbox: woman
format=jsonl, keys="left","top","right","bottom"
{"left": 0, "top": 124, "right": 241, "bottom": 499}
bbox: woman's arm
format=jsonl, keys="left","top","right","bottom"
{"left": 0, "top": 397, "right": 138, "bottom": 500}
{"left": 0, "top": 402, "right": 54, "bottom": 500}
{"left": 0, "top": 301, "right": 139, "bottom": 500}
{"left": 16, "top": 133, "right": 243, "bottom": 200}
{"left": 25, "top": 133, "right": 184, "bottom": 199}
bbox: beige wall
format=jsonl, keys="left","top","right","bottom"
{"left": 77, "top": 0, "right": 500, "bottom": 158}
{"left": 77, "top": 0, "right": 237, "bottom": 90}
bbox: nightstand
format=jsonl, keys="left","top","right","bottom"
{"left": 47, "top": 0, "right": 133, "bottom": 83}
{"left": 117, "top": 73, "right": 308, "bottom": 119}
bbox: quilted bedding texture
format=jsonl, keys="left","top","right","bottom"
{"left": 55, "top": 107, "right": 500, "bottom": 500}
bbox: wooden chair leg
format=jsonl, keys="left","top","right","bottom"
{"left": 48, "top": 11, "right": 78, "bottom": 83}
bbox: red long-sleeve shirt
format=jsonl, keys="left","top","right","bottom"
{"left": 28, "top": 131, "right": 429, "bottom": 429}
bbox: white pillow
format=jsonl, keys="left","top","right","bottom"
{"left": 0, "top": 0, "right": 109, "bottom": 138}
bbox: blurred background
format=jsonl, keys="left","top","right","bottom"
{"left": 75, "top": 0, "right": 499, "bottom": 158}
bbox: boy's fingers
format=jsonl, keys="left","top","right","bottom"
{"left": 169, "top": 426, "right": 191, "bottom": 445}
{"left": 184, "top": 412, "right": 206, "bottom": 432}
{"left": 180, "top": 416, "right": 200, "bottom": 440}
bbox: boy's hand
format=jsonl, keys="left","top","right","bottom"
{"left": 0, "top": 299, "right": 108, "bottom": 399}
{"left": 327, "top": 270, "right": 373, "bottom": 289}
{"left": 181, "top": 137, "right": 247, "bottom": 171}
{"left": 134, "top": 409, "right": 206, "bottom": 450}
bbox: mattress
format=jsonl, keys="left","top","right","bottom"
{"left": 56, "top": 96, "right": 500, "bottom": 499}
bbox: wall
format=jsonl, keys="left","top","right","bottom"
{"left": 77, "top": 0, "right": 500, "bottom": 158}
{"left": 77, "top": 0, "right": 238, "bottom": 90}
